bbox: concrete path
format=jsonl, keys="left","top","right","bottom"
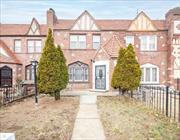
{"left": 71, "top": 95, "right": 106, "bottom": 140}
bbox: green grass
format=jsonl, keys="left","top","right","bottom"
{"left": 97, "top": 96, "right": 180, "bottom": 140}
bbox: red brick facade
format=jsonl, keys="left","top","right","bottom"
{"left": 0, "top": 7, "right": 180, "bottom": 90}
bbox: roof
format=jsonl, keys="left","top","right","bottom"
{"left": 166, "top": 7, "right": 180, "bottom": 17}
{"left": 102, "top": 35, "right": 124, "bottom": 57}
{"left": 93, "top": 34, "right": 124, "bottom": 59}
{"left": 54, "top": 19, "right": 166, "bottom": 30}
{"left": 0, "top": 22, "right": 47, "bottom": 36}
{"left": 0, "top": 10, "right": 168, "bottom": 36}
{"left": 0, "top": 40, "right": 21, "bottom": 64}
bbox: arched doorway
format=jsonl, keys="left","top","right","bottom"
{"left": 0, "top": 66, "right": 13, "bottom": 87}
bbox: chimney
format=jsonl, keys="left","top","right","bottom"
{"left": 47, "top": 8, "right": 57, "bottom": 28}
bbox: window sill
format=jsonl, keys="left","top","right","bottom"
{"left": 27, "top": 52, "right": 42, "bottom": 54}
{"left": 69, "top": 81, "right": 89, "bottom": 83}
{"left": 140, "top": 50, "right": 157, "bottom": 52}
{"left": 141, "top": 82, "right": 159, "bottom": 85}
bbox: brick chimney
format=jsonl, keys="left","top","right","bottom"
{"left": 47, "top": 8, "right": 57, "bottom": 28}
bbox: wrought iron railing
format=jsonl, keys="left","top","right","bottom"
{"left": 0, "top": 85, "right": 35, "bottom": 105}
{"left": 134, "top": 85, "right": 180, "bottom": 122}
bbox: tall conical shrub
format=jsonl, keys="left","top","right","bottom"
{"left": 111, "top": 44, "right": 141, "bottom": 96}
{"left": 37, "top": 28, "right": 68, "bottom": 100}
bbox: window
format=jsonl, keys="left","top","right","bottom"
{"left": 14, "top": 40, "right": 21, "bottom": 53}
{"left": 125, "top": 36, "right": 134, "bottom": 47}
{"left": 68, "top": 61, "right": 89, "bottom": 82}
{"left": 0, "top": 66, "right": 12, "bottom": 87}
{"left": 141, "top": 63, "right": 159, "bottom": 84}
{"left": 70, "top": 35, "right": 86, "bottom": 49}
{"left": 27, "top": 40, "right": 42, "bottom": 53}
{"left": 35, "top": 40, "right": 42, "bottom": 53}
{"left": 93, "top": 35, "right": 100, "bottom": 49}
{"left": 140, "top": 35, "right": 157, "bottom": 51}
{"left": 27, "top": 40, "right": 34, "bottom": 53}
{"left": 25, "top": 65, "right": 34, "bottom": 80}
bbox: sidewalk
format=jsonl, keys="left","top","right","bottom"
{"left": 71, "top": 95, "right": 106, "bottom": 140}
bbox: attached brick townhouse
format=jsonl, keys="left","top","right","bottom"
{"left": 0, "top": 7, "right": 180, "bottom": 91}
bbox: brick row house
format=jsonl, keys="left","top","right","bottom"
{"left": 0, "top": 7, "right": 180, "bottom": 90}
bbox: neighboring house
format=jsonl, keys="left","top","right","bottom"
{"left": 0, "top": 7, "right": 180, "bottom": 90}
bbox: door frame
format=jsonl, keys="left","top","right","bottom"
{"left": 95, "top": 65, "right": 106, "bottom": 90}
{"left": 92, "top": 60, "right": 109, "bottom": 91}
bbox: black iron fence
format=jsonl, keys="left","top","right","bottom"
{"left": 0, "top": 85, "right": 35, "bottom": 105}
{"left": 134, "top": 85, "right": 180, "bottom": 122}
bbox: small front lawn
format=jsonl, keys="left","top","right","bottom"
{"left": 97, "top": 96, "right": 180, "bottom": 140}
{"left": 0, "top": 96, "right": 79, "bottom": 140}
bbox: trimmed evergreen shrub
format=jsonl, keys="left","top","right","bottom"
{"left": 111, "top": 44, "right": 141, "bottom": 97}
{"left": 37, "top": 28, "right": 68, "bottom": 100}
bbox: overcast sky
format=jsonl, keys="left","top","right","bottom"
{"left": 1, "top": 0, "right": 180, "bottom": 24}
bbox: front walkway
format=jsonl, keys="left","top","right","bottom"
{"left": 71, "top": 95, "right": 106, "bottom": 140}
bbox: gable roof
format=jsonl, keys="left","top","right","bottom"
{"left": 93, "top": 34, "right": 124, "bottom": 59}
{"left": 0, "top": 10, "right": 167, "bottom": 36}
{"left": 54, "top": 19, "right": 166, "bottom": 31}
{"left": 70, "top": 10, "right": 100, "bottom": 30}
{"left": 103, "top": 35, "right": 124, "bottom": 57}
{"left": 128, "top": 11, "right": 157, "bottom": 31}
{"left": 27, "top": 18, "right": 41, "bottom": 35}
{"left": 0, "top": 18, "right": 47, "bottom": 36}
{"left": 0, "top": 40, "right": 21, "bottom": 64}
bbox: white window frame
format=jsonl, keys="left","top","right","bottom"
{"left": 125, "top": 36, "right": 134, "bottom": 47}
{"left": 35, "top": 40, "right": 42, "bottom": 53}
{"left": 14, "top": 40, "right": 21, "bottom": 53}
{"left": 140, "top": 35, "right": 157, "bottom": 51}
{"left": 93, "top": 35, "right": 101, "bottom": 49}
{"left": 141, "top": 63, "right": 159, "bottom": 84}
{"left": 70, "top": 35, "right": 86, "bottom": 49}
{"left": 27, "top": 40, "right": 42, "bottom": 53}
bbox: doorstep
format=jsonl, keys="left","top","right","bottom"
{"left": 89, "top": 89, "right": 108, "bottom": 92}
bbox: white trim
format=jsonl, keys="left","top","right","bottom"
{"left": 140, "top": 35, "right": 157, "bottom": 51}
{"left": 125, "top": 36, "right": 134, "bottom": 47}
{"left": 92, "top": 60, "right": 109, "bottom": 90}
{"left": 141, "top": 63, "right": 159, "bottom": 84}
